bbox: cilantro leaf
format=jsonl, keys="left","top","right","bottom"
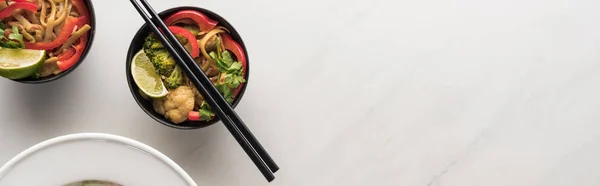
{"left": 198, "top": 102, "right": 215, "bottom": 121}
{"left": 0, "top": 22, "right": 4, "bottom": 30}
{"left": 2, "top": 40, "right": 21, "bottom": 48}
{"left": 215, "top": 58, "right": 229, "bottom": 72}
{"left": 209, "top": 51, "right": 218, "bottom": 59}
{"left": 198, "top": 108, "right": 215, "bottom": 121}
{"left": 227, "top": 62, "right": 242, "bottom": 74}
{"left": 221, "top": 50, "right": 234, "bottom": 66}
{"left": 6, "top": 26, "right": 24, "bottom": 49}
{"left": 223, "top": 73, "right": 245, "bottom": 89}
{"left": 215, "top": 83, "right": 234, "bottom": 104}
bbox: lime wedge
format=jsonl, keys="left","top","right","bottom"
{"left": 132, "top": 49, "right": 168, "bottom": 98}
{"left": 0, "top": 48, "right": 46, "bottom": 79}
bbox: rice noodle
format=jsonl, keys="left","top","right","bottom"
{"left": 54, "top": 0, "right": 69, "bottom": 25}
{"left": 39, "top": 0, "right": 47, "bottom": 26}
{"left": 43, "top": 0, "right": 57, "bottom": 42}
{"left": 20, "top": 29, "right": 35, "bottom": 43}
{"left": 13, "top": 13, "right": 33, "bottom": 31}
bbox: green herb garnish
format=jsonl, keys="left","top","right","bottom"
{"left": 0, "top": 25, "right": 25, "bottom": 49}
{"left": 198, "top": 101, "right": 215, "bottom": 121}
{"left": 209, "top": 36, "right": 245, "bottom": 105}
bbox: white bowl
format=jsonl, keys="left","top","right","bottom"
{"left": 0, "top": 133, "right": 197, "bottom": 186}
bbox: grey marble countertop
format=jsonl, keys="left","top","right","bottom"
{"left": 2, "top": 0, "right": 600, "bottom": 185}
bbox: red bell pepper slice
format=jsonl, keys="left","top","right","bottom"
{"left": 56, "top": 33, "right": 87, "bottom": 71}
{"left": 168, "top": 26, "right": 199, "bottom": 58}
{"left": 25, "top": 16, "right": 85, "bottom": 50}
{"left": 57, "top": 47, "right": 76, "bottom": 61}
{"left": 165, "top": 10, "right": 217, "bottom": 32}
{"left": 56, "top": 17, "right": 89, "bottom": 71}
{"left": 188, "top": 111, "right": 200, "bottom": 121}
{"left": 0, "top": 1, "right": 37, "bottom": 20}
{"left": 221, "top": 34, "right": 247, "bottom": 97}
{"left": 71, "top": 0, "right": 90, "bottom": 23}
{"left": 187, "top": 111, "right": 215, "bottom": 121}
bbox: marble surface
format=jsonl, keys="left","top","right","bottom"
{"left": 1, "top": 0, "right": 600, "bottom": 185}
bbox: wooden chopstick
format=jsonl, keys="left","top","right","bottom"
{"left": 129, "top": 0, "right": 277, "bottom": 181}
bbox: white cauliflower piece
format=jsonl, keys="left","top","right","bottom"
{"left": 153, "top": 86, "right": 195, "bottom": 124}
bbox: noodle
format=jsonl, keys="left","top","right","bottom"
{"left": 39, "top": 0, "right": 47, "bottom": 26}
{"left": 43, "top": 0, "right": 57, "bottom": 42}
{"left": 20, "top": 28, "right": 35, "bottom": 43}
{"left": 13, "top": 14, "right": 33, "bottom": 31}
{"left": 54, "top": 1, "right": 70, "bottom": 26}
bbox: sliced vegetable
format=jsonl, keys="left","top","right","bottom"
{"left": 71, "top": 0, "right": 90, "bottom": 23}
{"left": 0, "top": 1, "right": 38, "bottom": 20}
{"left": 188, "top": 101, "right": 215, "bottom": 121}
{"left": 25, "top": 16, "right": 84, "bottom": 50}
{"left": 222, "top": 33, "right": 247, "bottom": 66}
{"left": 188, "top": 111, "right": 200, "bottom": 121}
{"left": 168, "top": 26, "right": 199, "bottom": 58}
{"left": 55, "top": 16, "right": 89, "bottom": 71}
{"left": 208, "top": 37, "right": 246, "bottom": 104}
{"left": 57, "top": 47, "right": 76, "bottom": 61}
{"left": 221, "top": 34, "right": 247, "bottom": 97}
{"left": 56, "top": 33, "right": 86, "bottom": 71}
{"left": 164, "top": 10, "right": 217, "bottom": 32}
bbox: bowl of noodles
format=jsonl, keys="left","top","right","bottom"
{"left": 126, "top": 6, "right": 250, "bottom": 129}
{"left": 0, "top": 0, "right": 95, "bottom": 84}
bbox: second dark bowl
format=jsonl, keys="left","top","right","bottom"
{"left": 126, "top": 6, "right": 250, "bottom": 130}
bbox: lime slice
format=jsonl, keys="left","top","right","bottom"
{"left": 0, "top": 48, "right": 46, "bottom": 79}
{"left": 131, "top": 49, "right": 168, "bottom": 98}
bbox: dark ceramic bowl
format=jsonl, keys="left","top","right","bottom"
{"left": 16, "top": 0, "right": 96, "bottom": 84}
{"left": 126, "top": 6, "right": 250, "bottom": 130}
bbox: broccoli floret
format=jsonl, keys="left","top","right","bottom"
{"left": 165, "top": 65, "right": 183, "bottom": 89}
{"left": 143, "top": 34, "right": 176, "bottom": 76}
{"left": 143, "top": 34, "right": 163, "bottom": 56}
{"left": 150, "top": 50, "right": 176, "bottom": 77}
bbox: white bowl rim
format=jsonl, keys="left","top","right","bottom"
{"left": 0, "top": 133, "right": 197, "bottom": 186}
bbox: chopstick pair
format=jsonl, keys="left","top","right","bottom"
{"left": 129, "top": 0, "right": 279, "bottom": 182}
